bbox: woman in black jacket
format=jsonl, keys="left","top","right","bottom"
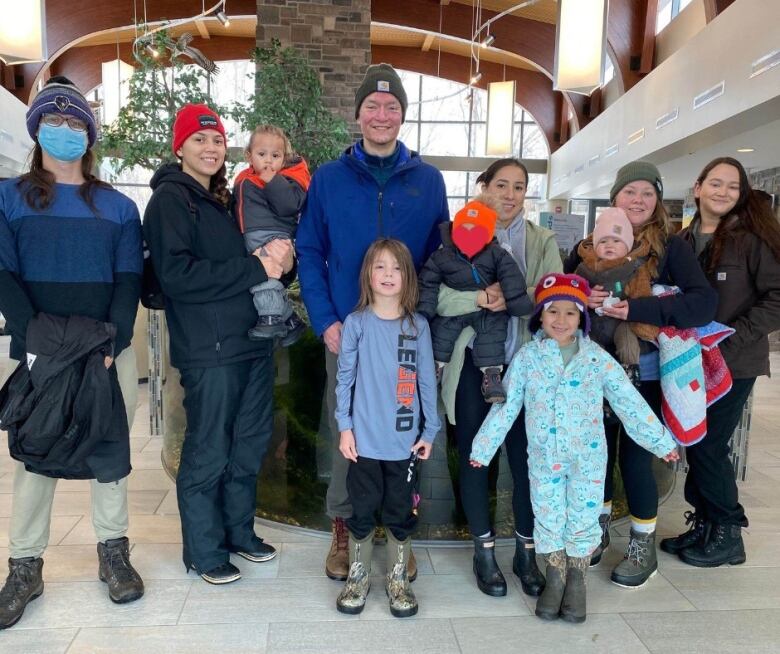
{"left": 563, "top": 160, "right": 717, "bottom": 588}
{"left": 143, "top": 104, "right": 292, "bottom": 584}
{"left": 662, "top": 157, "right": 780, "bottom": 567}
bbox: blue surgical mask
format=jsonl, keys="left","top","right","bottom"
{"left": 37, "top": 123, "right": 88, "bottom": 162}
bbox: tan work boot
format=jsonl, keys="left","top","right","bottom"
{"left": 336, "top": 532, "right": 373, "bottom": 614}
{"left": 325, "top": 518, "right": 349, "bottom": 581}
{"left": 386, "top": 531, "right": 418, "bottom": 618}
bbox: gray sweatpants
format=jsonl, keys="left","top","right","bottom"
{"left": 245, "top": 229, "right": 293, "bottom": 320}
{"left": 325, "top": 349, "right": 352, "bottom": 519}
{"left": 3, "top": 347, "right": 138, "bottom": 558}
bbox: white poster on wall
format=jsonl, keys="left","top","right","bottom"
{"left": 541, "top": 212, "right": 587, "bottom": 253}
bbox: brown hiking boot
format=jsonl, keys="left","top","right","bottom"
{"left": 326, "top": 518, "right": 349, "bottom": 581}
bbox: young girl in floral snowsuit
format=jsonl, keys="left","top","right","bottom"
{"left": 470, "top": 273, "right": 678, "bottom": 624}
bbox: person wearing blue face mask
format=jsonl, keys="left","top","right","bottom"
{"left": 36, "top": 112, "right": 90, "bottom": 162}
{"left": 0, "top": 76, "right": 145, "bottom": 629}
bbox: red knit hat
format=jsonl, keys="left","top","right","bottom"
{"left": 172, "top": 104, "right": 226, "bottom": 155}
{"left": 529, "top": 273, "right": 592, "bottom": 336}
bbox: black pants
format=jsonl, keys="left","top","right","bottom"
{"left": 684, "top": 377, "right": 755, "bottom": 526}
{"left": 453, "top": 349, "right": 534, "bottom": 536}
{"left": 346, "top": 456, "right": 417, "bottom": 541}
{"left": 177, "top": 356, "right": 275, "bottom": 572}
{"left": 603, "top": 380, "right": 661, "bottom": 520}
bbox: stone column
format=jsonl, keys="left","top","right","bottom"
{"left": 256, "top": 1, "right": 371, "bottom": 139}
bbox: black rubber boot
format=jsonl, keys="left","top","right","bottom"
{"left": 678, "top": 523, "right": 746, "bottom": 567}
{"left": 513, "top": 534, "right": 545, "bottom": 597}
{"left": 560, "top": 555, "right": 588, "bottom": 624}
{"left": 472, "top": 534, "right": 507, "bottom": 597}
{"left": 589, "top": 512, "right": 612, "bottom": 567}
{"left": 279, "top": 311, "right": 306, "bottom": 347}
{"left": 97, "top": 537, "right": 145, "bottom": 603}
{"left": 535, "top": 550, "right": 566, "bottom": 621}
{"left": 0, "top": 557, "right": 44, "bottom": 629}
{"left": 660, "top": 511, "right": 707, "bottom": 555}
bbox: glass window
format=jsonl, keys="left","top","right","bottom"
{"left": 656, "top": 0, "right": 673, "bottom": 32}
{"left": 419, "top": 123, "right": 469, "bottom": 157}
{"left": 470, "top": 87, "right": 488, "bottom": 122}
{"left": 603, "top": 55, "right": 615, "bottom": 85}
{"left": 398, "top": 70, "right": 421, "bottom": 122}
{"left": 399, "top": 122, "right": 419, "bottom": 152}
{"left": 527, "top": 174, "right": 545, "bottom": 199}
{"left": 420, "top": 76, "right": 472, "bottom": 122}
{"left": 521, "top": 125, "right": 547, "bottom": 159}
{"left": 470, "top": 123, "right": 487, "bottom": 158}
{"left": 441, "top": 171, "right": 468, "bottom": 198}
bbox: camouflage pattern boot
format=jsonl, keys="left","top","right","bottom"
{"left": 560, "top": 555, "right": 589, "bottom": 624}
{"left": 611, "top": 529, "right": 657, "bottom": 588}
{"left": 385, "top": 532, "right": 417, "bottom": 618}
{"left": 336, "top": 532, "right": 373, "bottom": 615}
{"left": 535, "top": 550, "right": 566, "bottom": 621}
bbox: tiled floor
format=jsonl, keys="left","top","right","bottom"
{"left": 2, "top": 353, "right": 780, "bottom": 653}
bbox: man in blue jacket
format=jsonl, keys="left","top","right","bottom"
{"left": 297, "top": 63, "right": 449, "bottom": 581}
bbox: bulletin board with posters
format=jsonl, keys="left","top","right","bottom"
{"left": 541, "top": 211, "right": 587, "bottom": 255}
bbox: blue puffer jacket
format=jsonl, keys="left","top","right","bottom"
{"left": 296, "top": 143, "right": 449, "bottom": 337}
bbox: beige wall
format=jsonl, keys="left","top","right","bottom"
{"left": 655, "top": 0, "right": 708, "bottom": 66}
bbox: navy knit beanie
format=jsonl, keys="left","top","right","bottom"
{"left": 26, "top": 76, "right": 98, "bottom": 147}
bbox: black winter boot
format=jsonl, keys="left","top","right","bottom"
{"left": 97, "top": 537, "right": 145, "bottom": 603}
{"left": 278, "top": 311, "right": 306, "bottom": 347}
{"left": 660, "top": 511, "right": 707, "bottom": 555}
{"left": 513, "top": 534, "right": 545, "bottom": 597}
{"left": 472, "top": 534, "right": 507, "bottom": 597}
{"left": 560, "top": 555, "right": 588, "bottom": 624}
{"left": 678, "top": 523, "right": 746, "bottom": 567}
{"left": 535, "top": 550, "right": 566, "bottom": 621}
{"left": 589, "top": 513, "right": 612, "bottom": 567}
{"left": 481, "top": 368, "right": 506, "bottom": 404}
{"left": 0, "top": 558, "right": 43, "bottom": 629}
{"left": 248, "top": 315, "right": 288, "bottom": 340}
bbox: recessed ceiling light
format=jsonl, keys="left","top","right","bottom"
{"left": 737, "top": 147, "right": 755, "bottom": 153}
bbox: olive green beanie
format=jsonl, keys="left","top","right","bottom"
{"left": 609, "top": 160, "right": 664, "bottom": 202}
{"left": 354, "top": 63, "right": 407, "bottom": 122}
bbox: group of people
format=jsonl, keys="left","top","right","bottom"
{"left": 0, "top": 61, "right": 777, "bottom": 629}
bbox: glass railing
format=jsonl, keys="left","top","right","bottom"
{"left": 160, "top": 325, "right": 676, "bottom": 540}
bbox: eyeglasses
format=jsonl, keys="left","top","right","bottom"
{"left": 41, "top": 113, "right": 89, "bottom": 133}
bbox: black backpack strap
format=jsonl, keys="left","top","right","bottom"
{"left": 158, "top": 182, "right": 198, "bottom": 221}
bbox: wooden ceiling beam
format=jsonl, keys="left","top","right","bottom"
{"left": 373, "top": 0, "right": 556, "bottom": 75}
{"left": 194, "top": 19, "right": 211, "bottom": 40}
{"left": 372, "top": 44, "right": 567, "bottom": 152}
{"left": 4, "top": 0, "right": 257, "bottom": 102}
{"left": 48, "top": 36, "right": 256, "bottom": 96}
{"left": 421, "top": 34, "right": 435, "bottom": 52}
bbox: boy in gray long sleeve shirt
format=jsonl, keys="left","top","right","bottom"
{"left": 336, "top": 309, "right": 441, "bottom": 460}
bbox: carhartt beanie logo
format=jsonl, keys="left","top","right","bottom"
{"left": 354, "top": 63, "right": 408, "bottom": 122}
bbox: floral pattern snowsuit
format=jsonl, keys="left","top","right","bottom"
{"left": 471, "top": 334, "right": 676, "bottom": 556}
